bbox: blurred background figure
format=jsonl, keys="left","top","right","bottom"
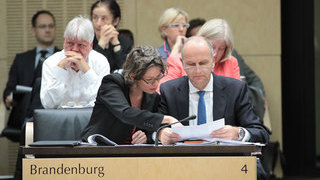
{"left": 156, "top": 18, "right": 241, "bottom": 93}
{"left": 186, "top": 18, "right": 206, "bottom": 37}
{"left": 1, "top": 10, "right": 59, "bottom": 142}
{"left": 157, "top": 8, "right": 189, "bottom": 59}
{"left": 90, "top": 0, "right": 132, "bottom": 72}
{"left": 118, "top": 29, "right": 134, "bottom": 50}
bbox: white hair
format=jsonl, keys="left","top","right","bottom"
{"left": 197, "top": 18, "right": 234, "bottom": 61}
{"left": 64, "top": 15, "right": 94, "bottom": 43}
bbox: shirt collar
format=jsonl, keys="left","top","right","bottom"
{"left": 189, "top": 73, "right": 214, "bottom": 93}
{"left": 36, "top": 46, "right": 55, "bottom": 55}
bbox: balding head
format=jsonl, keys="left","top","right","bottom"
{"left": 181, "top": 36, "right": 214, "bottom": 62}
{"left": 180, "top": 36, "right": 214, "bottom": 90}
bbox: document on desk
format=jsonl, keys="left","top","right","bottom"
{"left": 172, "top": 118, "right": 225, "bottom": 140}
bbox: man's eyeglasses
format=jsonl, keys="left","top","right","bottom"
{"left": 36, "top": 24, "right": 55, "bottom": 29}
{"left": 166, "top": 23, "right": 190, "bottom": 29}
{"left": 142, "top": 73, "right": 164, "bottom": 85}
{"left": 184, "top": 65, "right": 212, "bottom": 71}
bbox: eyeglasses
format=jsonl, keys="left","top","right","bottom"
{"left": 166, "top": 23, "right": 190, "bottom": 29}
{"left": 36, "top": 24, "right": 55, "bottom": 29}
{"left": 184, "top": 65, "right": 212, "bottom": 71}
{"left": 142, "top": 73, "right": 164, "bottom": 85}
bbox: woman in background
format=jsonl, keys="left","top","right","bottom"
{"left": 81, "top": 46, "right": 180, "bottom": 145}
{"left": 157, "top": 18, "right": 241, "bottom": 92}
{"left": 157, "top": 8, "right": 189, "bottom": 59}
{"left": 90, "top": 0, "right": 132, "bottom": 72}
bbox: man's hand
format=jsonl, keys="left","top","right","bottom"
{"left": 58, "top": 51, "right": 90, "bottom": 73}
{"left": 131, "top": 130, "right": 147, "bottom": 144}
{"left": 5, "top": 95, "right": 13, "bottom": 109}
{"left": 210, "top": 125, "right": 239, "bottom": 140}
{"left": 98, "top": 24, "right": 119, "bottom": 49}
{"left": 158, "top": 128, "right": 181, "bottom": 145}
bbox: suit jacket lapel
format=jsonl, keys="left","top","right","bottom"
{"left": 212, "top": 74, "right": 227, "bottom": 120}
{"left": 176, "top": 76, "right": 190, "bottom": 125}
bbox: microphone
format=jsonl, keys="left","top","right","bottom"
{"left": 154, "top": 115, "right": 196, "bottom": 146}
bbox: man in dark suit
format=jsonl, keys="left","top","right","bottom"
{"left": 158, "top": 36, "right": 269, "bottom": 145}
{"left": 2, "top": 10, "right": 59, "bottom": 142}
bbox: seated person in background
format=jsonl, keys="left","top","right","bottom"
{"left": 118, "top": 29, "right": 134, "bottom": 49}
{"left": 187, "top": 17, "right": 267, "bottom": 122}
{"left": 2, "top": 10, "right": 59, "bottom": 142}
{"left": 157, "top": 18, "right": 240, "bottom": 92}
{"left": 91, "top": 0, "right": 132, "bottom": 72}
{"left": 40, "top": 15, "right": 110, "bottom": 109}
{"left": 186, "top": 18, "right": 206, "bottom": 37}
{"left": 157, "top": 7, "right": 189, "bottom": 59}
{"left": 81, "top": 46, "right": 180, "bottom": 145}
{"left": 158, "top": 36, "right": 269, "bottom": 145}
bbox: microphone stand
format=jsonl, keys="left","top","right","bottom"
{"left": 154, "top": 115, "right": 196, "bottom": 146}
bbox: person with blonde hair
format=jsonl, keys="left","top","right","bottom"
{"left": 157, "top": 8, "right": 189, "bottom": 59}
{"left": 156, "top": 18, "right": 240, "bottom": 92}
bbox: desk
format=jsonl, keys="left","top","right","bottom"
{"left": 22, "top": 145, "right": 260, "bottom": 180}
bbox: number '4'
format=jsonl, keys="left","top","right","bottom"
{"left": 241, "top": 164, "right": 248, "bottom": 174}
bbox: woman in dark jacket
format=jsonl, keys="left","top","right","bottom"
{"left": 81, "top": 46, "right": 179, "bottom": 144}
{"left": 90, "top": 0, "right": 132, "bottom": 72}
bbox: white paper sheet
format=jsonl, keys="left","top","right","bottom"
{"left": 172, "top": 118, "right": 225, "bottom": 140}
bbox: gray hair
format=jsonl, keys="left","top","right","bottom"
{"left": 64, "top": 15, "right": 94, "bottom": 43}
{"left": 181, "top": 36, "right": 214, "bottom": 61}
{"left": 122, "top": 46, "right": 167, "bottom": 86}
{"left": 197, "top": 18, "right": 233, "bottom": 61}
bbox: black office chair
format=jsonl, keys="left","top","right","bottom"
{"left": 26, "top": 108, "right": 93, "bottom": 143}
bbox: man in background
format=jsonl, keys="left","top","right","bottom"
{"left": 40, "top": 15, "right": 110, "bottom": 109}
{"left": 2, "top": 10, "right": 59, "bottom": 142}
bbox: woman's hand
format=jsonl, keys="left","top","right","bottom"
{"left": 131, "top": 130, "right": 147, "bottom": 144}
{"left": 98, "top": 24, "right": 119, "bottom": 49}
{"left": 171, "top": 36, "right": 187, "bottom": 55}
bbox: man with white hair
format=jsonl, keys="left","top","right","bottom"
{"left": 40, "top": 15, "right": 110, "bottom": 108}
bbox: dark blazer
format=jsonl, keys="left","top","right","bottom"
{"left": 81, "top": 73, "right": 164, "bottom": 144}
{"left": 158, "top": 74, "right": 269, "bottom": 143}
{"left": 93, "top": 36, "right": 132, "bottom": 72}
{"left": 2, "top": 47, "right": 59, "bottom": 130}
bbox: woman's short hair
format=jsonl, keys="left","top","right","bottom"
{"left": 197, "top": 18, "right": 234, "bottom": 61}
{"left": 122, "top": 46, "right": 167, "bottom": 86}
{"left": 64, "top": 15, "right": 94, "bottom": 43}
{"left": 158, "top": 8, "right": 189, "bottom": 40}
{"left": 90, "top": 0, "right": 121, "bottom": 25}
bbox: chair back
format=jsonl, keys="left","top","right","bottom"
{"left": 33, "top": 108, "right": 92, "bottom": 141}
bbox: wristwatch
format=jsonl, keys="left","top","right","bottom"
{"left": 237, "top": 127, "right": 245, "bottom": 141}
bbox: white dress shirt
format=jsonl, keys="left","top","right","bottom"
{"left": 188, "top": 74, "right": 251, "bottom": 141}
{"left": 40, "top": 49, "right": 110, "bottom": 109}
{"left": 188, "top": 74, "right": 214, "bottom": 126}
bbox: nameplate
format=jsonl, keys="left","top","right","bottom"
{"left": 23, "top": 156, "right": 256, "bottom": 179}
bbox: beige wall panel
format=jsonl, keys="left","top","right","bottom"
{"left": 0, "top": 1, "right": 7, "bottom": 57}
{"left": 243, "top": 56, "right": 282, "bottom": 147}
{"left": 136, "top": 0, "right": 280, "bottom": 55}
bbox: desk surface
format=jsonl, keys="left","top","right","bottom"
{"left": 21, "top": 145, "right": 261, "bottom": 158}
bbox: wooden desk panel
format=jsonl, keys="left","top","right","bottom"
{"left": 23, "top": 156, "right": 256, "bottom": 180}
